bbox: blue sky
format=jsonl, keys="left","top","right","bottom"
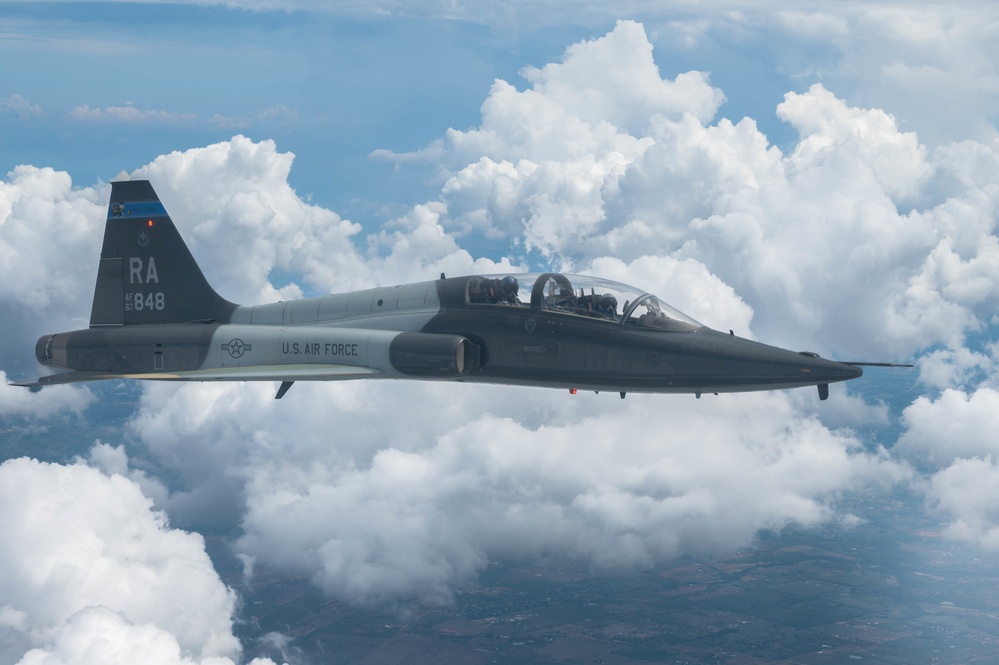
{"left": 3, "top": 2, "right": 999, "bottom": 663}
{"left": 3, "top": 2, "right": 586, "bottom": 219}
{"left": 9, "top": 1, "right": 978, "bottom": 227}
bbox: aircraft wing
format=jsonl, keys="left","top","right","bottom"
{"left": 12, "top": 364, "right": 383, "bottom": 389}
{"left": 132, "top": 364, "right": 384, "bottom": 381}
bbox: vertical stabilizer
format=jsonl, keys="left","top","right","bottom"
{"left": 90, "top": 180, "right": 237, "bottom": 327}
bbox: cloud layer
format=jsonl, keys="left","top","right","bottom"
{"left": 1, "top": 14, "right": 998, "bottom": 661}
{"left": 0, "top": 456, "right": 252, "bottom": 664}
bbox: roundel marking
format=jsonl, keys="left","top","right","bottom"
{"left": 222, "top": 338, "right": 251, "bottom": 358}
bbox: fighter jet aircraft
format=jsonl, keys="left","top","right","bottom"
{"left": 17, "top": 180, "right": 905, "bottom": 400}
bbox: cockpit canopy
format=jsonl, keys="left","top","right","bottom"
{"left": 465, "top": 273, "right": 702, "bottom": 332}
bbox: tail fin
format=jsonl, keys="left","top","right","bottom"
{"left": 89, "top": 180, "right": 237, "bottom": 327}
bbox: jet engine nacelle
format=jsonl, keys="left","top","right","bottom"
{"left": 388, "top": 332, "right": 482, "bottom": 377}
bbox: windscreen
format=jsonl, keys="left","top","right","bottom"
{"left": 466, "top": 273, "right": 702, "bottom": 331}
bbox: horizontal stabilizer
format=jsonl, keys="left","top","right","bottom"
{"left": 12, "top": 371, "right": 118, "bottom": 388}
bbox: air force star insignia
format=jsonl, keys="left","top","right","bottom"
{"left": 222, "top": 338, "right": 251, "bottom": 358}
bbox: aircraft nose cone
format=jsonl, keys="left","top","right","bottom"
{"left": 787, "top": 352, "right": 862, "bottom": 384}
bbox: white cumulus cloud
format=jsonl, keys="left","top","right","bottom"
{"left": 927, "top": 456, "right": 999, "bottom": 550}
{"left": 896, "top": 388, "right": 999, "bottom": 469}
{"left": 126, "top": 378, "right": 909, "bottom": 607}
{"left": 0, "top": 457, "right": 244, "bottom": 664}
{"left": 375, "top": 19, "right": 999, "bottom": 363}
{"left": 0, "top": 167, "right": 107, "bottom": 380}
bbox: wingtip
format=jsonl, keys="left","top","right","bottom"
{"left": 7, "top": 380, "right": 43, "bottom": 392}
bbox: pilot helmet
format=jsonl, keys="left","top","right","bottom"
{"left": 501, "top": 275, "right": 519, "bottom": 293}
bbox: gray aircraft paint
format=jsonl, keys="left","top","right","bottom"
{"left": 17, "top": 180, "right": 903, "bottom": 399}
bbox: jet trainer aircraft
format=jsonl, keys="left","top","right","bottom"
{"left": 18, "top": 180, "right": 904, "bottom": 400}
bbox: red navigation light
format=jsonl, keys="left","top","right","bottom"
{"left": 147, "top": 220, "right": 154, "bottom": 227}
{"left": 569, "top": 388, "right": 577, "bottom": 395}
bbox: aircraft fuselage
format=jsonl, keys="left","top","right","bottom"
{"left": 34, "top": 273, "right": 862, "bottom": 397}
{"left": 21, "top": 180, "right": 874, "bottom": 399}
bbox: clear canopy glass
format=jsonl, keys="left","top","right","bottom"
{"left": 465, "top": 273, "right": 702, "bottom": 332}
